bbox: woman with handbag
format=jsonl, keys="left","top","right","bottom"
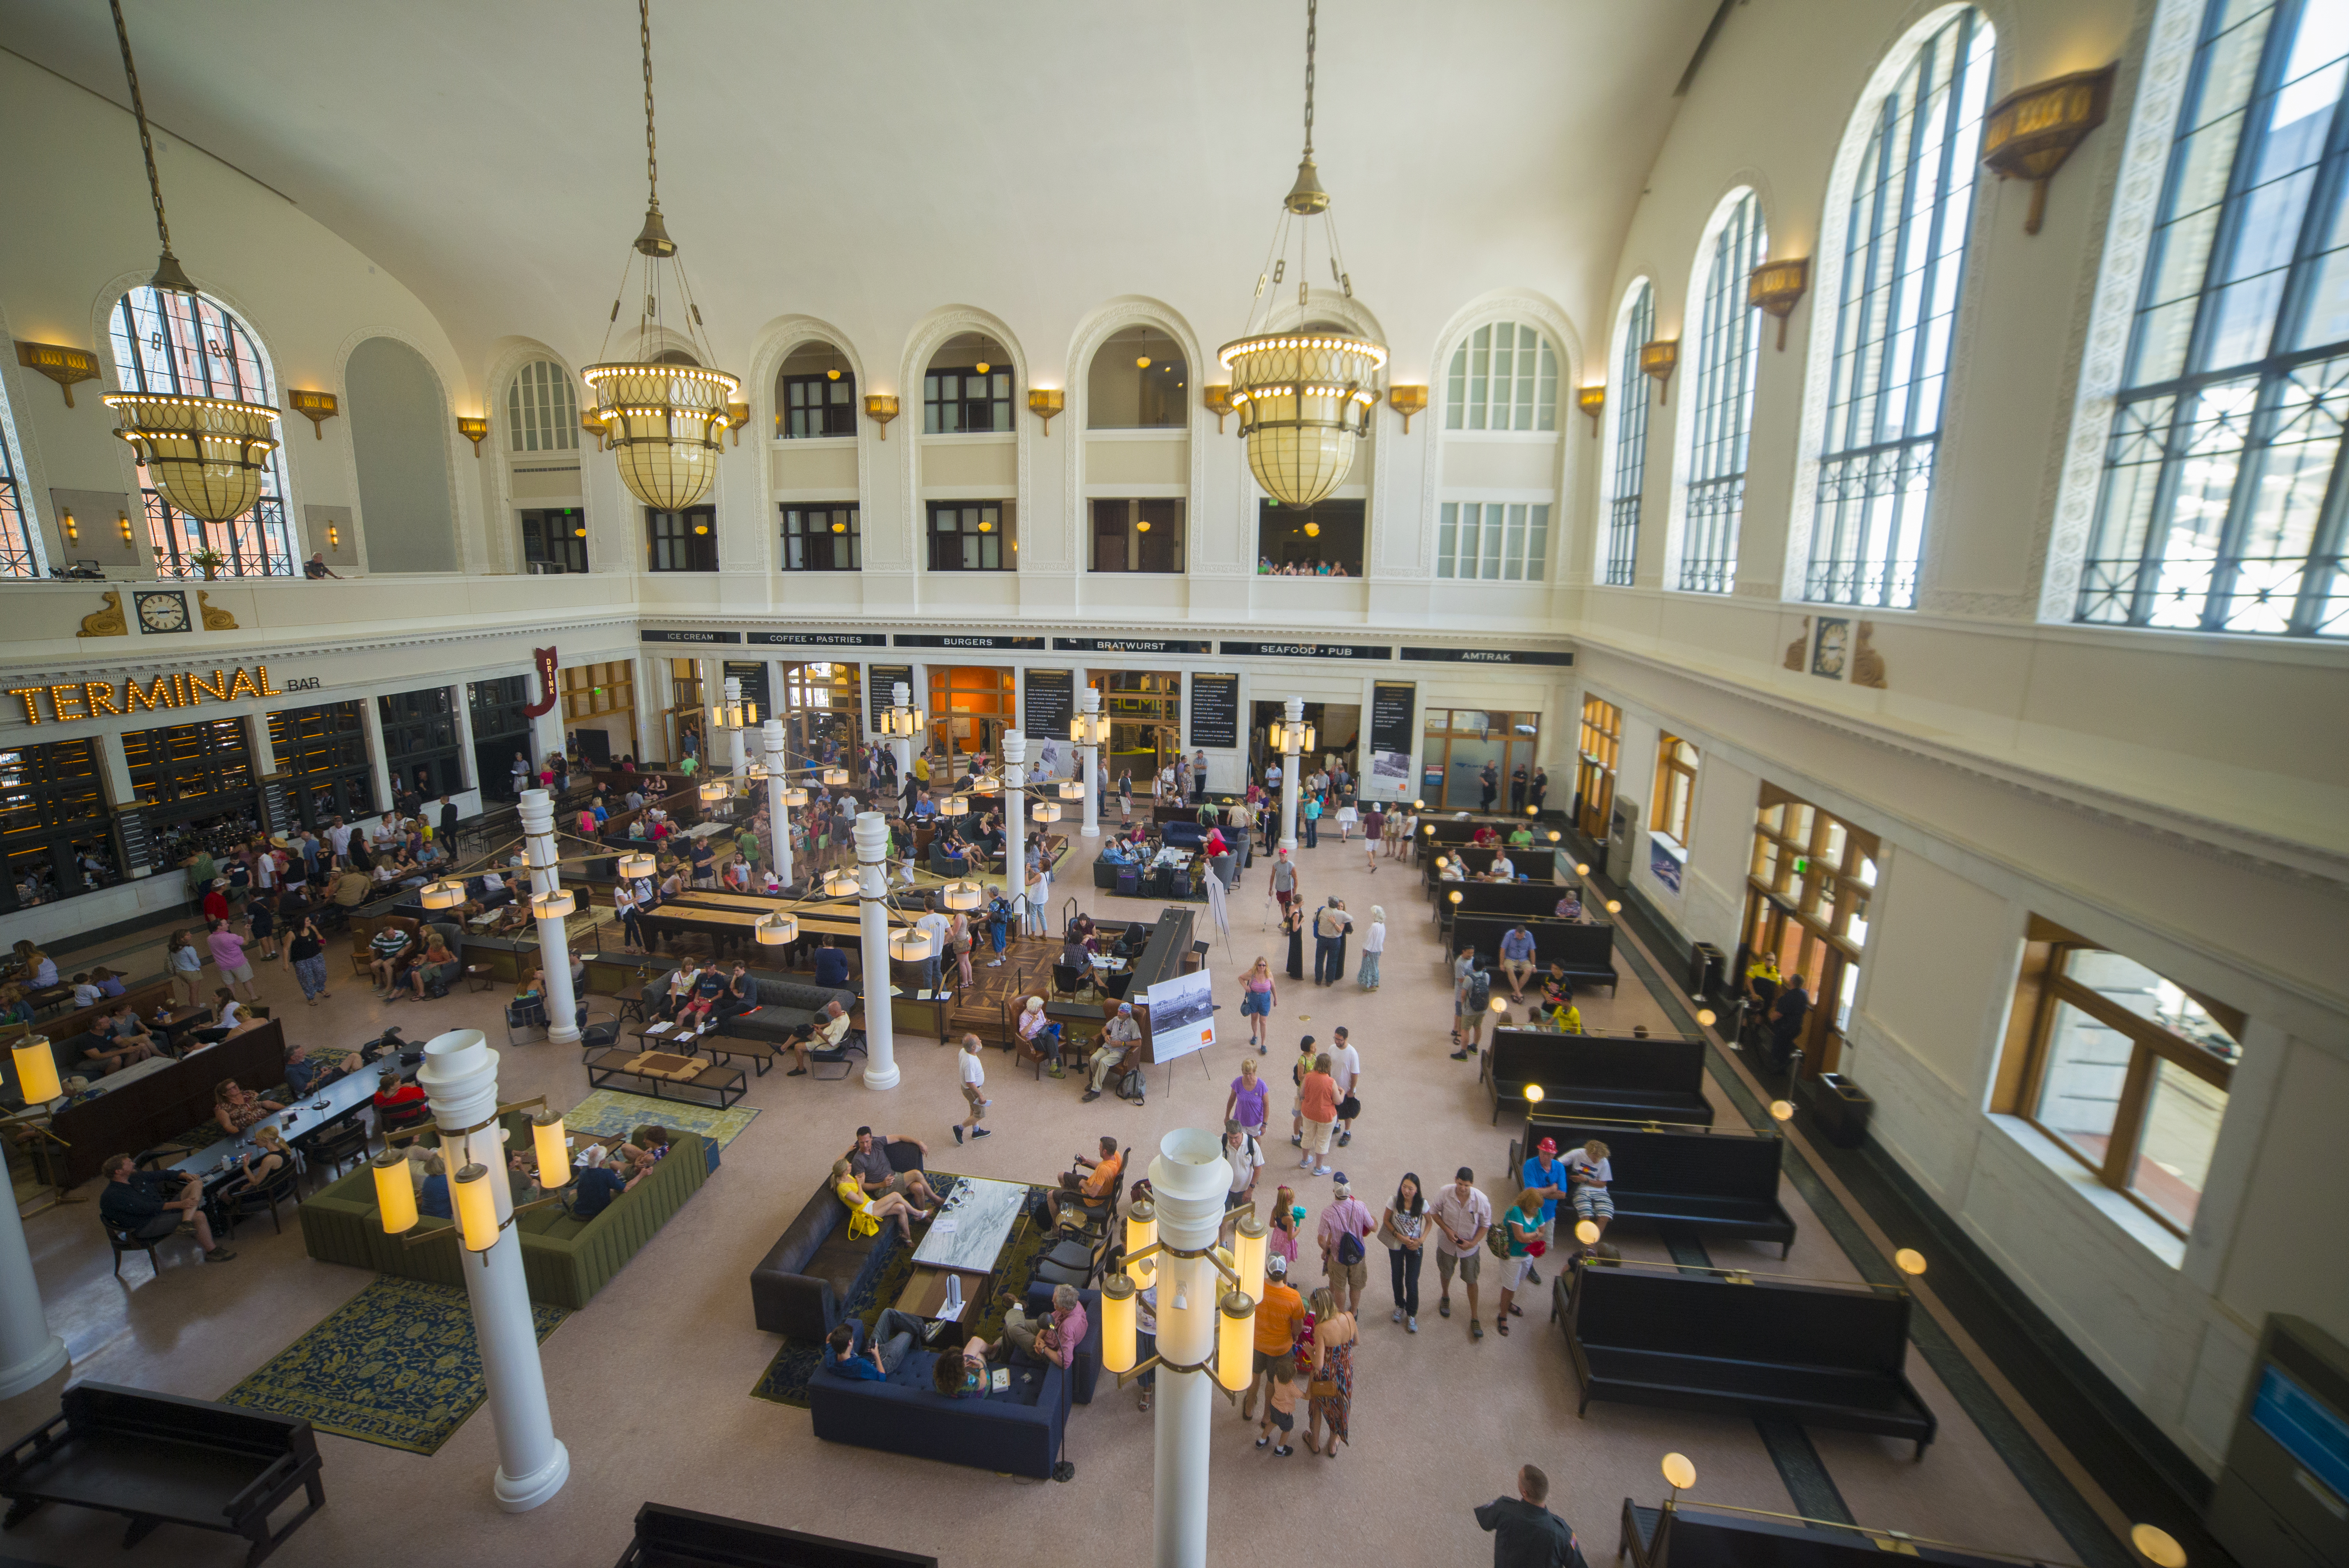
{"left": 1303, "top": 1285, "right": 1356, "bottom": 1459}
{"left": 1238, "top": 957, "right": 1277, "bottom": 1053}
{"left": 1381, "top": 1172, "right": 1427, "bottom": 1333}
{"left": 1493, "top": 1186, "right": 1545, "bottom": 1335}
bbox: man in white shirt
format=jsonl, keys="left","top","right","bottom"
{"left": 1563, "top": 1139, "right": 1615, "bottom": 1246}
{"left": 324, "top": 818, "right": 354, "bottom": 861}
{"left": 954, "top": 1033, "right": 991, "bottom": 1144}
{"left": 1328, "top": 1025, "right": 1363, "bottom": 1147}
{"left": 1429, "top": 1166, "right": 1494, "bottom": 1340}
{"left": 913, "top": 896, "right": 952, "bottom": 992}
{"left": 1485, "top": 852, "right": 1517, "bottom": 882}
{"left": 1265, "top": 760, "right": 1282, "bottom": 792}
{"left": 1082, "top": 1003, "right": 1144, "bottom": 1101}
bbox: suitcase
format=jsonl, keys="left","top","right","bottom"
{"left": 1116, "top": 870, "right": 1139, "bottom": 898}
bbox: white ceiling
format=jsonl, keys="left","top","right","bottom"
{"left": 1, "top": 0, "right": 1715, "bottom": 383}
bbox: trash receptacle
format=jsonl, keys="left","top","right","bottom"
{"left": 1808, "top": 1073, "right": 1874, "bottom": 1149}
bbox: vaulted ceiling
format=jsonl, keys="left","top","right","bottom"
{"left": 1, "top": 0, "right": 1716, "bottom": 380}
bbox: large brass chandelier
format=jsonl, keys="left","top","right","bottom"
{"left": 1218, "top": 0, "right": 1387, "bottom": 510}
{"left": 100, "top": 0, "right": 280, "bottom": 524}
{"left": 581, "top": 0, "right": 740, "bottom": 513}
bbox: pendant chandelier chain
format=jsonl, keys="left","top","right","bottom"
{"left": 1301, "top": 0, "right": 1317, "bottom": 160}
{"left": 108, "top": 0, "right": 176, "bottom": 267}
{"left": 640, "top": 0, "right": 659, "bottom": 213}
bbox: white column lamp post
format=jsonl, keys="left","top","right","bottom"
{"left": 414, "top": 1028, "right": 569, "bottom": 1510}
{"left": 759, "top": 717, "right": 795, "bottom": 887}
{"left": 517, "top": 789, "right": 581, "bottom": 1044}
{"left": 0, "top": 1128, "right": 66, "bottom": 1396}
{"left": 721, "top": 677, "right": 749, "bottom": 779}
{"left": 889, "top": 681, "right": 916, "bottom": 801}
{"left": 1075, "top": 686, "right": 1105, "bottom": 840}
{"left": 854, "top": 812, "right": 903, "bottom": 1091}
{"left": 1271, "top": 697, "right": 1310, "bottom": 856}
{"left": 1001, "top": 729, "right": 1028, "bottom": 933}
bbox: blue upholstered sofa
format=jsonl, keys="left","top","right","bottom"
{"left": 807, "top": 1348, "right": 1070, "bottom": 1479}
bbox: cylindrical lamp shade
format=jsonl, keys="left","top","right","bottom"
{"left": 452, "top": 1162, "right": 501, "bottom": 1251}
{"left": 1102, "top": 1275, "right": 1137, "bottom": 1375}
{"left": 1031, "top": 802, "right": 1060, "bottom": 823}
{"left": 698, "top": 781, "right": 729, "bottom": 804}
{"left": 372, "top": 1150, "right": 418, "bottom": 1235}
{"left": 531, "top": 890, "right": 577, "bottom": 921}
{"left": 532, "top": 1112, "right": 570, "bottom": 1190}
{"left": 1125, "top": 1202, "right": 1157, "bottom": 1286}
{"left": 941, "top": 879, "right": 984, "bottom": 912}
{"left": 822, "top": 767, "right": 848, "bottom": 787}
{"left": 11, "top": 1039, "right": 60, "bottom": 1105}
{"left": 618, "top": 852, "right": 655, "bottom": 879}
{"left": 1232, "top": 1212, "right": 1268, "bottom": 1304}
{"left": 971, "top": 775, "right": 1000, "bottom": 795}
{"left": 887, "top": 928, "right": 934, "bottom": 964}
{"left": 822, "top": 870, "right": 859, "bottom": 898}
{"left": 939, "top": 796, "right": 969, "bottom": 817}
{"left": 1056, "top": 779, "right": 1083, "bottom": 800}
{"left": 1216, "top": 1291, "right": 1258, "bottom": 1392}
{"left": 420, "top": 878, "right": 467, "bottom": 911}
{"left": 754, "top": 913, "right": 799, "bottom": 946}
{"left": 783, "top": 787, "right": 810, "bottom": 808}
{"left": 744, "top": 763, "right": 768, "bottom": 781}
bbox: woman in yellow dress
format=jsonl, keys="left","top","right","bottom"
{"left": 831, "top": 1158, "right": 932, "bottom": 1243}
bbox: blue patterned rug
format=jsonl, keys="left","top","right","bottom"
{"left": 223, "top": 1276, "right": 569, "bottom": 1454}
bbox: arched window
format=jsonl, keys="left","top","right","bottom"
{"left": 1677, "top": 191, "right": 1768, "bottom": 594}
{"left": 0, "top": 371, "right": 41, "bottom": 579}
{"left": 107, "top": 285, "right": 295, "bottom": 576}
{"left": 1807, "top": 8, "right": 1996, "bottom": 609}
{"left": 1089, "top": 326, "right": 1189, "bottom": 429}
{"left": 2081, "top": 0, "right": 2349, "bottom": 636}
{"left": 774, "top": 340, "right": 856, "bottom": 439}
{"left": 1445, "top": 322, "right": 1559, "bottom": 431}
{"left": 1604, "top": 281, "right": 1656, "bottom": 585}
{"left": 505, "top": 359, "right": 578, "bottom": 453}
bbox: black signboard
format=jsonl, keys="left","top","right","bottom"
{"left": 1217, "top": 640, "right": 1391, "bottom": 660}
{"left": 640, "top": 629, "right": 742, "bottom": 644}
{"left": 722, "top": 661, "right": 772, "bottom": 717}
{"left": 1189, "top": 673, "right": 1240, "bottom": 749}
{"left": 1054, "top": 636, "right": 1213, "bottom": 655}
{"left": 1400, "top": 645, "right": 1574, "bottom": 666}
{"left": 113, "top": 807, "right": 155, "bottom": 880}
{"left": 1369, "top": 682, "right": 1416, "bottom": 757}
{"left": 1023, "top": 668, "right": 1074, "bottom": 741}
{"left": 866, "top": 665, "right": 913, "bottom": 735}
{"left": 895, "top": 633, "right": 1046, "bottom": 650}
{"left": 749, "top": 631, "right": 888, "bottom": 647}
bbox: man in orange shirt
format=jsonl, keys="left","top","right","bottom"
{"left": 1296, "top": 1052, "right": 1340, "bottom": 1177}
{"left": 1242, "top": 1253, "right": 1305, "bottom": 1423}
{"left": 1046, "top": 1135, "right": 1124, "bottom": 1226}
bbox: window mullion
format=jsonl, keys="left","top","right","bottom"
{"left": 2179, "top": 0, "right": 2308, "bottom": 384}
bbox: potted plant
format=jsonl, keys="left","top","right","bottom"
{"left": 187, "top": 548, "right": 228, "bottom": 580}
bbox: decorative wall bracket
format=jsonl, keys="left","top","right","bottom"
{"left": 14, "top": 342, "right": 101, "bottom": 407}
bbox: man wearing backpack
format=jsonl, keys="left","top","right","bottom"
{"left": 1452, "top": 946, "right": 1492, "bottom": 1061}
{"left": 1316, "top": 1174, "right": 1377, "bottom": 1315}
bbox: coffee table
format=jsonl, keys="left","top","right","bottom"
{"left": 899, "top": 1176, "right": 1031, "bottom": 1322}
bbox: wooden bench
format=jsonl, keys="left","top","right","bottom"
{"left": 1561, "top": 1263, "right": 1936, "bottom": 1457}
{"left": 1619, "top": 1500, "right": 2044, "bottom": 1566}
{"left": 1510, "top": 1117, "right": 1796, "bottom": 1257}
{"left": 618, "top": 1502, "right": 938, "bottom": 1567}
{"left": 0, "top": 1382, "right": 324, "bottom": 1565}
{"left": 1481, "top": 1028, "right": 1709, "bottom": 1126}
{"left": 1425, "top": 844, "right": 1557, "bottom": 890}
{"left": 586, "top": 1048, "right": 747, "bottom": 1109}
{"left": 1453, "top": 913, "right": 1619, "bottom": 994}
{"left": 1431, "top": 877, "right": 1569, "bottom": 931}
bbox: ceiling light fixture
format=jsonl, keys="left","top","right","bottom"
{"left": 1217, "top": 0, "right": 1387, "bottom": 510}
{"left": 99, "top": 0, "right": 281, "bottom": 524}
{"left": 579, "top": 0, "right": 741, "bottom": 513}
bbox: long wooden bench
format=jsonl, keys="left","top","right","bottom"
{"left": 1560, "top": 1263, "right": 1936, "bottom": 1457}
{"left": 1432, "top": 878, "right": 1570, "bottom": 931}
{"left": 48, "top": 1022, "right": 289, "bottom": 1185}
{"left": 1481, "top": 1028, "right": 1709, "bottom": 1126}
{"left": 618, "top": 1502, "right": 938, "bottom": 1567}
{"left": 1453, "top": 914, "right": 1620, "bottom": 994}
{"left": 1620, "top": 1500, "right": 2045, "bottom": 1566}
{"left": 1425, "top": 844, "right": 1558, "bottom": 889}
{"left": 0, "top": 1382, "right": 325, "bottom": 1565}
{"left": 1510, "top": 1117, "right": 1797, "bottom": 1257}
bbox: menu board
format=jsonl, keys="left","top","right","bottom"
{"left": 1189, "top": 673, "right": 1240, "bottom": 749}
{"left": 1023, "top": 668, "right": 1074, "bottom": 741}
{"left": 865, "top": 664, "right": 913, "bottom": 735}
{"left": 1369, "top": 682, "right": 1416, "bottom": 756}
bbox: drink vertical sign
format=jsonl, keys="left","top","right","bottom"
{"left": 1364, "top": 681, "right": 1416, "bottom": 802}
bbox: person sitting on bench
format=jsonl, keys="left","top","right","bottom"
{"left": 1045, "top": 1136, "right": 1123, "bottom": 1226}
{"left": 811, "top": 937, "right": 852, "bottom": 990}
{"left": 656, "top": 960, "right": 701, "bottom": 1022}
{"left": 367, "top": 923, "right": 413, "bottom": 996}
{"left": 1563, "top": 1140, "right": 1613, "bottom": 1248}
{"left": 1499, "top": 922, "right": 1538, "bottom": 1002}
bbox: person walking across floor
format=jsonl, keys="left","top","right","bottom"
{"left": 1239, "top": 957, "right": 1278, "bottom": 1052}
{"left": 1493, "top": 1185, "right": 1543, "bottom": 1335}
{"left": 1431, "top": 1166, "right": 1493, "bottom": 1340}
{"left": 1296, "top": 1051, "right": 1339, "bottom": 1177}
{"left": 281, "top": 912, "right": 332, "bottom": 1005}
{"left": 953, "top": 1033, "right": 992, "bottom": 1144}
{"left": 1315, "top": 1175, "right": 1376, "bottom": 1317}
{"left": 1452, "top": 945, "right": 1492, "bottom": 1060}
{"left": 1328, "top": 1025, "right": 1363, "bottom": 1146}
{"left": 1287, "top": 1035, "right": 1317, "bottom": 1146}
{"left": 1475, "top": 1465, "right": 1581, "bottom": 1568}
{"left": 1303, "top": 1285, "right": 1355, "bottom": 1459}
{"left": 1310, "top": 897, "right": 1351, "bottom": 986}
{"left": 1242, "top": 1253, "right": 1306, "bottom": 1425}
{"left": 1518, "top": 1137, "right": 1566, "bottom": 1286}
{"left": 1225, "top": 1057, "right": 1270, "bottom": 1140}
{"left": 1381, "top": 1172, "right": 1427, "bottom": 1332}
{"left": 1358, "top": 904, "right": 1385, "bottom": 991}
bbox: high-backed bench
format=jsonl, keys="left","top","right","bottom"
{"left": 1511, "top": 1117, "right": 1796, "bottom": 1256}
{"left": 1481, "top": 1029, "right": 1709, "bottom": 1126}
{"left": 1453, "top": 914, "right": 1619, "bottom": 994}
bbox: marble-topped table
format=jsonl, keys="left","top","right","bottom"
{"left": 912, "top": 1175, "right": 1028, "bottom": 1277}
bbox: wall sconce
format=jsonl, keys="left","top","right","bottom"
{"left": 1576, "top": 385, "right": 1606, "bottom": 436}
{"left": 457, "top": 416, "right": 490, "bottom": 456}
{"left": 1638, "top": 340, "right": 1679, "bottom": 406}
{"left": 1747, "top": 258, "right": 1810, "bottom": 350}
{"left": 864, "top": 394, "right": 900, "bottom": 440}
{"left": 61, "top": 512, "right": 77, "bottom": 544}
{"left": 1981, "top": 63, "right": 2117, "bottom": 235}
{"left": 1387, "top": 385, "right": 1428, "bottom": 434}
{"left": 326, "top": 523, "right": 340, "bottom": 549}
{"left": 14, "top": 342, "right": 101, "bottom": 407}
{"left": 287, "top": 388, "right": 339, "bottom": 440}
{"left": 118, "top": 512, "right": 134, "bottom": 544}
{"left": 581, "top": 411, "right": 608, "bottom": 453}
{"left": 725, "top": 401, "right": 750, "bottom": 447}
{"left": 1203, "top": 385, "right": 1234, "bottom": 434}
{"left": 1027, "top": 388, "right": 1064, "bottom": 435}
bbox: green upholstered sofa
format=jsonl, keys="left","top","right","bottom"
{"left": 296, "top": 1130, "right": 708, "bottom": 1310}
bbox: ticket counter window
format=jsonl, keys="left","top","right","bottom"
{"left": 1420, "top": 709, "right": 1539, "bottom": 813}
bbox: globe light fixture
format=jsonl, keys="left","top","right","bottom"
{"left": 753, "top": 912, "right": 799, "bottom": 946}
{"left": 941, "top": 879, "right": 984, "bottom": 912}
{"left": 579, "top": 0, "right": 740, "bottom": 511}
{"left": 1893, "top": 1247, "right": 1928, "bottom": 1277}
{"left": 1523, "top": 1082, "right": 1544, "bottom": 1103}
{"left": 940, "top": 795, "right": 969, "bottom": 817}
{"left": 618, "top": 851, "right": 655, "bottom": 878}
{"left": 1768, "top": 1099, "right": 1795, "bottom": 1122}
{"left": 420, "top": 878, "right": 467, "bottom": 911}
{"left": 888, "top": 927, "right": 934, "bottom": 964}
{"left": 821, "top": 870, "right": 858, "bottom": 898}
{"left": 1217, "top": 0, "right": 1387, "bottom": 509}
{"left": 1696, "top": 1008, "right": 1717, "bottom": 1027}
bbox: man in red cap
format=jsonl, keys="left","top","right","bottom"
{"left": 1518, "top": 1135, "right": 1566, "bottom": 1282}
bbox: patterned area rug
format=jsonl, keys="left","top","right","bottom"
{"left": 562, "top": 1087, "right": 761, "bottom": 1150}
{"left": 750, "top": 1172, "right": 1051, "bottom": 1409}
{"left": 223, "top": 1276, "right": 569, "bottom": 1454}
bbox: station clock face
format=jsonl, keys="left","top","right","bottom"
{"left": 135, "top": 590, "right": 191, "bottom": 633}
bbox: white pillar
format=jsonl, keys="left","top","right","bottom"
{"left": 416, "top": 1028, "right": 570, "bottom": 1511}
{"left": 1278, "top": 696, "right": 1302, "bottom": 856}
{"left": 761, "top": 718, "right": 794, "bottom": 887}
{"left": 1002, "top": 729, "right": 1028, "bottom": 932}
{"left": 0, "top": 1182, "right": 67, "bottom": 1399}
{"left": 518, "top": 789, "right": 581, "bottom": 1044}
{"left": 723, "top": 677, "right": 748, "bottom": 778}
{"left": 889, "top": 681, "right": 914, "bottom": 804}
{"left": 855, "top": 813, "right": 900, "bottom": 1092}
{"left": 1150, "top": 1128, "right": 1235, "bottom": 1568}
{"left": 360, "top": 695, "right": 395, "bottom": 815}
{"left": 1078, "top": 686, "right": 1102, "bottom": 840}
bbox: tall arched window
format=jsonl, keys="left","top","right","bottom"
{"left": 108, "top": 285, "right": 295, "bottom": 576}
{"left": 0, "top": 371, "right": 41, "bottom": 579}
{"left": 2082, "top": 0, "right": 2349, "bottom": 636}
{"left": 1808, "top": 8, "right": 1996, "bottom": 609}
{"left": 1604, "top": 281, "right": 1656, "bottom": 585}
{"left": 1678, "top": 191, "right": 1767, "bottom": 593}
{"left": 505, "top": 359, "right": 578, "bottom": 453}
{"left": 1445, "top": 323, "right": 1559, "bottom": 430}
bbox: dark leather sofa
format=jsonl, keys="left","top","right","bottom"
{"left": 807, "top": 1335, "right": 1071, "bottom": 1480}
{"left": 1021, "top": 1282, "right": 1104, "bottom": 1405}
{"left": 1512, "top": 1118, "right": 1796, "bottom": 1257}
{"left": 1620, "top": 1499, "right": 2026, "bottom": 1566}
{"left": 1561, "top": 1263, "right": 1936, "bottom": 1457}
{"left": 640, "top": 966, "right": 854, "bottom": 1046}
{"left": 618, "top": 1503, "right": 940, "bottom": 1568}
{"left": 1482, "top": 1029, "right": 1710, "bottom": 1126}
{"left": 751, "top": 1140, "right": 922, "bottom": 1340}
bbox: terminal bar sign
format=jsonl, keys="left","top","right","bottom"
{"left": 9, "top": 665, "right": 283, "bottom": 725}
